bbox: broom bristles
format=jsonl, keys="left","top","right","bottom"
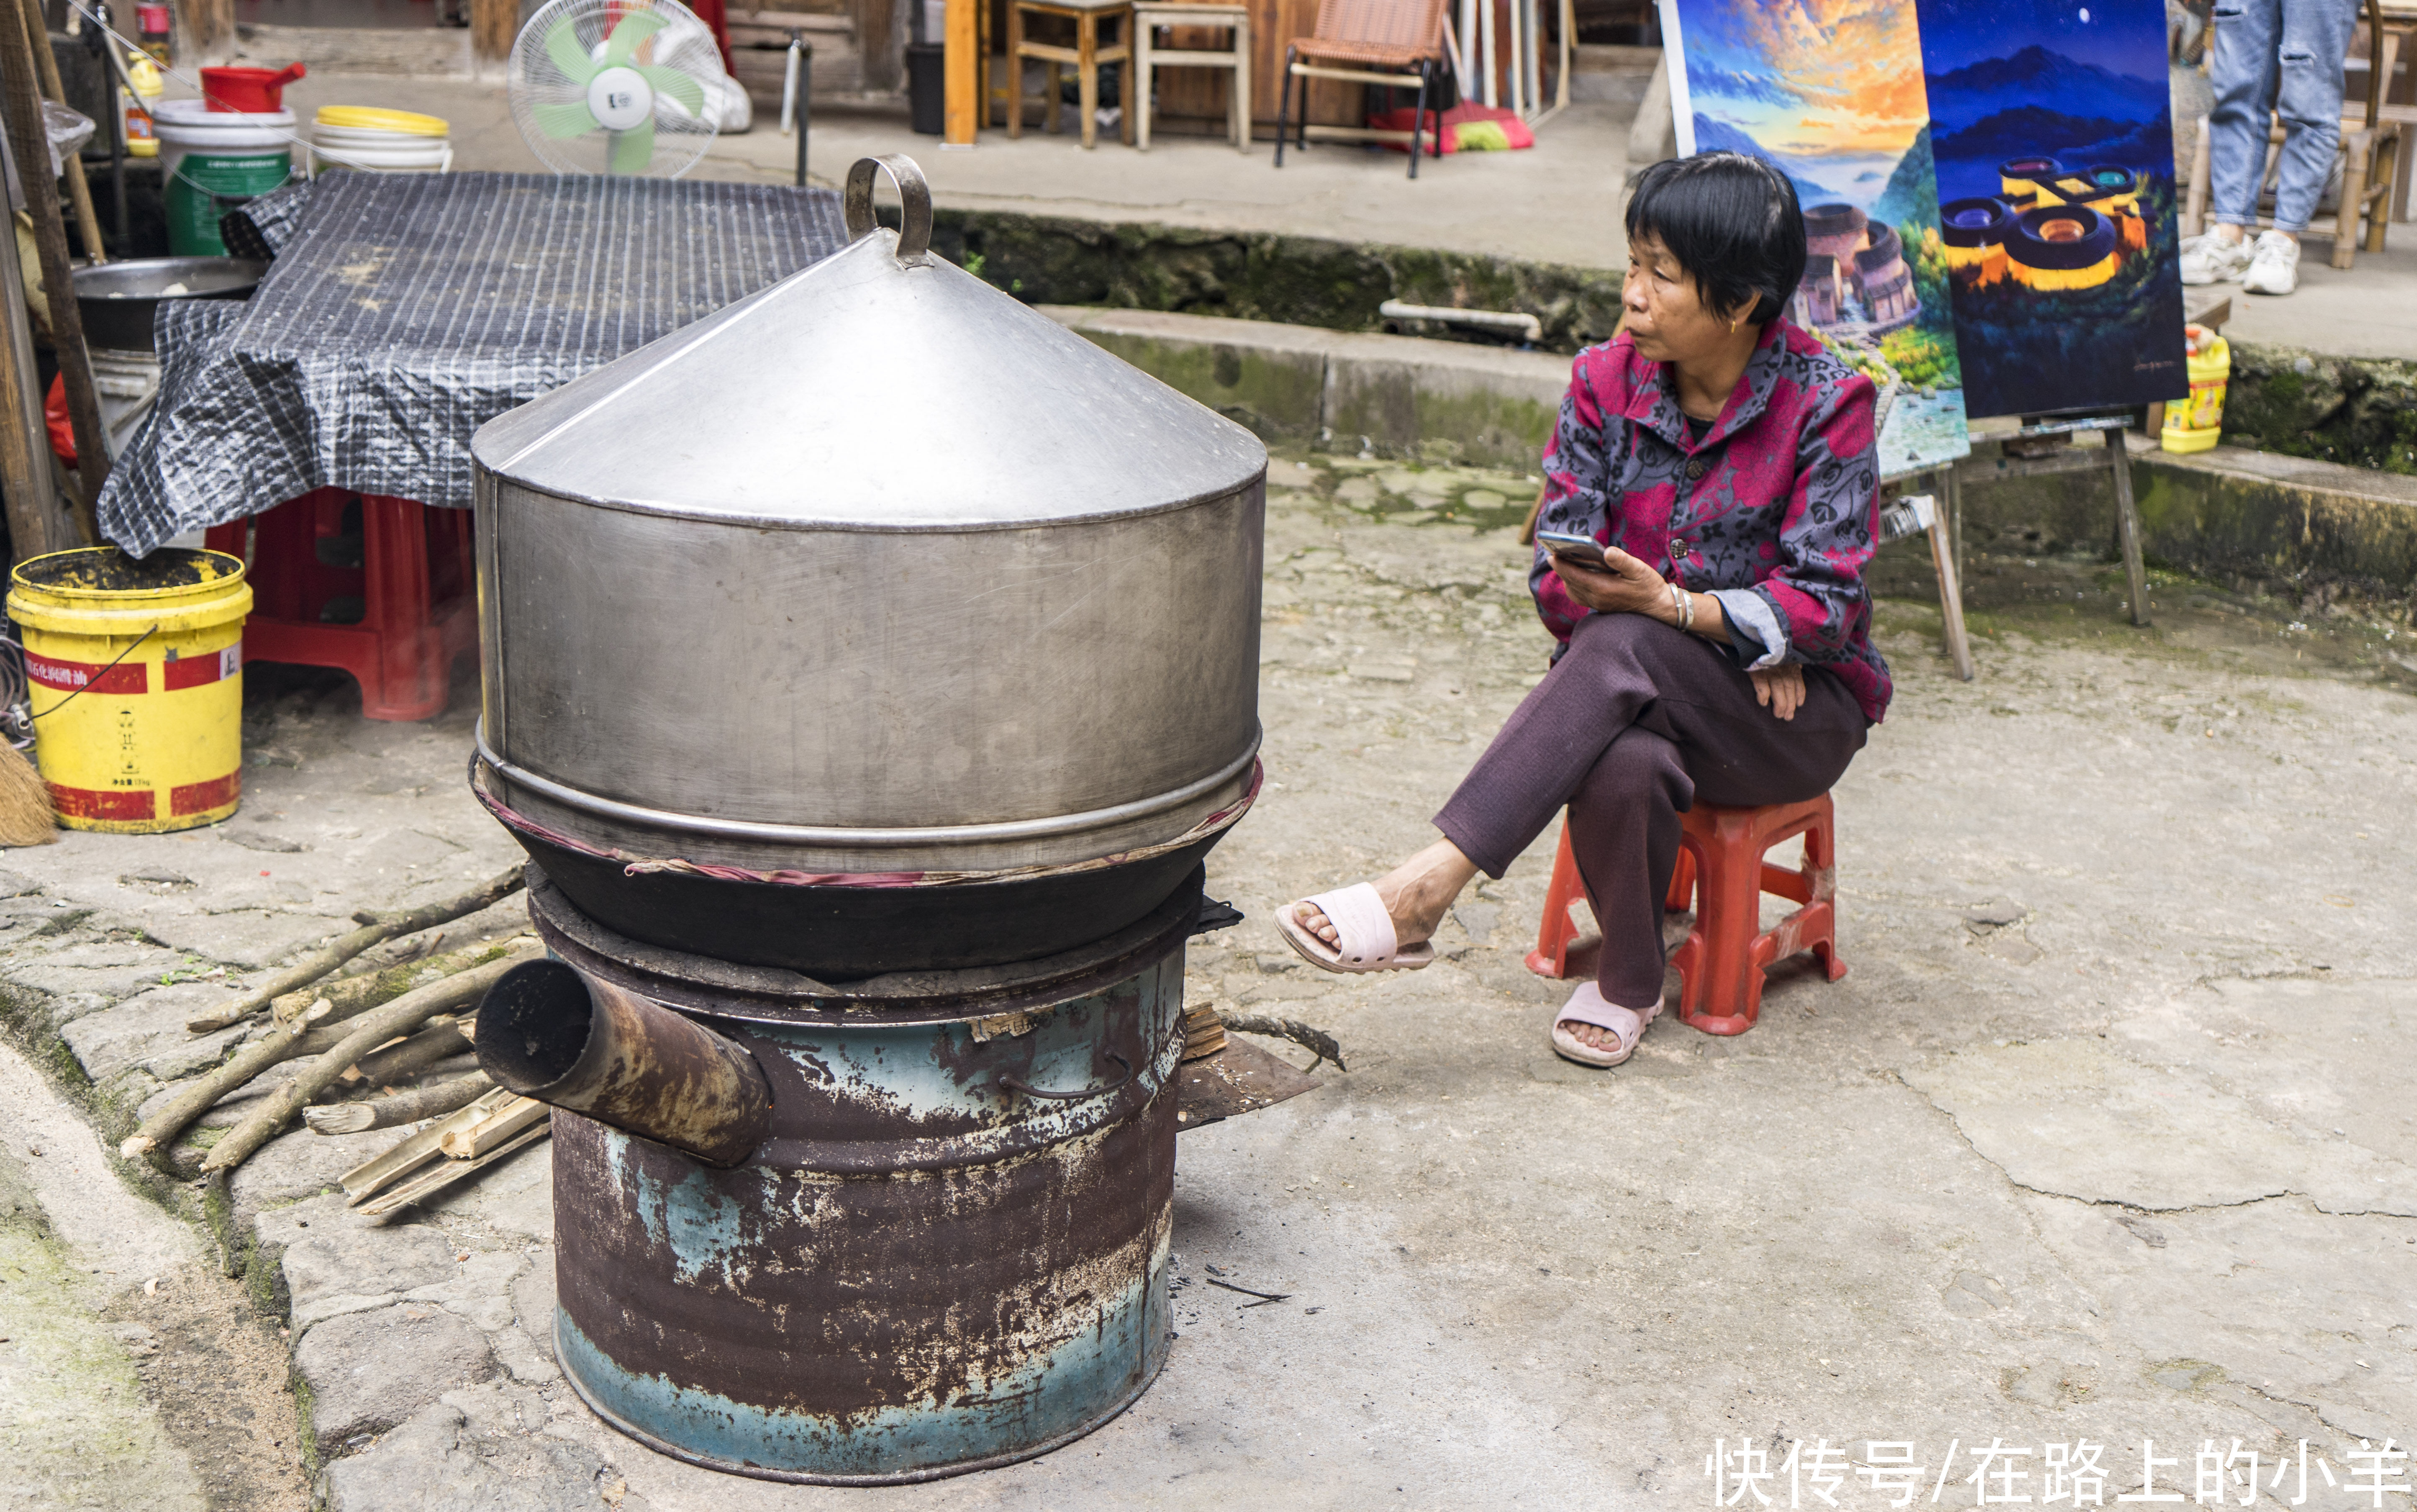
{"left": 0, "top": 743, "right": 60, "bottom": 847}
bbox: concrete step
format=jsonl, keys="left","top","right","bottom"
{"left": 1045, "top": 303, "right": 2417, "bottom": 596}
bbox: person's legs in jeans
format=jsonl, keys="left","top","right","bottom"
{"left": 2195, "top": 0, "right": 2359, "bottom": 291}
{"left": 2268, "top": 0, "right": 2357, "bottom": 232}
{"left": 2206, "top": 0, "right": 2286, "bottom": 234}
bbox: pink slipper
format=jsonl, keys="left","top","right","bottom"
{"left": 1550, "top": 983, "right": 1660, "bottom": 1068}
{"left": 1277, "top": 883, "right": 1437, "bottom": 973}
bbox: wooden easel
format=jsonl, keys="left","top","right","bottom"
{"left": 1879, "top": 485, "right": 1974, "bottom": 680}
{"left": 1944, "top": 411, "right": 2152, "bottom": 630}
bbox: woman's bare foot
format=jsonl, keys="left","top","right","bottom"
{"left": 1293, "top": 838, "right": 1480, "bottom": 955}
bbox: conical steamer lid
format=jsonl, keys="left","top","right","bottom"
{"left": 473, "top": 156, "right": 1267, "bottom": 525}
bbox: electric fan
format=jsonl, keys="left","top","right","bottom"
{"left": 508, "top": 0, "right": 734, "bottom": 177}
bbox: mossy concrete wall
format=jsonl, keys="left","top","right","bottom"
{"left": 936, "top": 210, "right": 1624, "bottom": 354}
{"left": 2218, "top": 344, "right": 2417, "bottom": 477}
{"left": 1953, "top": 439, "right": 2417, "bottom": 599}
{"left": 1042, "top": 306, "right": 1569, "bottom": 468}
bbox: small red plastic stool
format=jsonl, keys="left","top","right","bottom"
{"left": 205, "top": 489, "right": 476, "bottom": 722}
{"left": 1525, "top": 793, "right": 1845, "bottom": 1036}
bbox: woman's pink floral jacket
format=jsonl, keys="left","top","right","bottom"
{"left": 1530, "top": 320, "right": 1894, "bottom": 724}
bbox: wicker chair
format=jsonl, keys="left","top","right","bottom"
{"left": 1274, "top": 0, "right": 1453, "bottom": 179}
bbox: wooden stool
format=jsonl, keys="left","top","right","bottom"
{"left": 1132, "top": 2, "right": 1251, "bottom": 151}
{"left": 1007, "top": 0, "right": 1135, "bottom": 149}
{"left": 1526, "top": 793, "right": 1846, "bottom": 1037}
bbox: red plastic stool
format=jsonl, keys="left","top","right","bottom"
{"left": 205, "top": 490, "right": 476, "bottom": 721}
{"left": 1525, "top": 793, "right": 1845, "bottom": 1036}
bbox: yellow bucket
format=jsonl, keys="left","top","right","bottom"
{"left": 8, "top": 547, "right": 252, "bottom": 832}
{"left": 2162, "top": 331, "right": 2229, "bottom": 454}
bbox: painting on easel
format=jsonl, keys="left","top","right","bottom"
{"left": 1655, "top": 0, "right": 1972, "bottom": 477}
{"left": 1912, "top": 0, "right": 2189, "bottom": 418}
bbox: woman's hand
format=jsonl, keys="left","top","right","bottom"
{"left": 1552, "top": 545, "right": 1669, "bottom": 617}
{"left": 1750, "top": 663, "right": 1805, "bottom": 721}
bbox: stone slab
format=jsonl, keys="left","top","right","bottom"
{"left": 293, "top": 1305, "right": 501, "bottom": 1459}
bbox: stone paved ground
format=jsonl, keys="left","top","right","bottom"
{"left": 3, "top": 458, "right": 2414, "bottom": 1510}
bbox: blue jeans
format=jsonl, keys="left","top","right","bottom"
{"left": 2207, "top": 0, "right": 2359, "bottom": 232}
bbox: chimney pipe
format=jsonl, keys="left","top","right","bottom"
{"left": 477, "top": 959, "right": 771, "bottom": 1168}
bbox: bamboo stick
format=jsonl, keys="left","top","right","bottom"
{"left": 0, "top": 46, "right": 68, "bottom": 561}
{"left": 200, "top": 955, "right": 526, "bottom": 1175}
{"left": 185, "top": 867, "right": 525, "bottom": 1033}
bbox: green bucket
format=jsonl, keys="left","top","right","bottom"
{"left": 154, "top": 99, "right": 296, "bottom": 257}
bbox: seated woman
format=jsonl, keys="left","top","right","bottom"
{"left": 1279, "top": 151, "right": 1891, "bottom": 1068}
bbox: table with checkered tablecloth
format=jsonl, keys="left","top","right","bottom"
{"left": 100, "top": 172, "right": 849, "bottom": 557}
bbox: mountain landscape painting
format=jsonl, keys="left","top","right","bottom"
{"left": 1913, "top": 0, "right": 2189, "bottom": 416}
{"left": 1655, "top": 0, "right": 1970, "bottom": 475}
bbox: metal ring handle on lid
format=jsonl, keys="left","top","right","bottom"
{"left": 843, "top": 154, "right": 932, "bottom": 266}
{"left": 1000, "top": 1051, "right": 1133, "bottom": 1102}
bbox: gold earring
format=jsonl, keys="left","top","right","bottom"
{"left": 1729, "top": 318, "right": 1742, "bottom": 334}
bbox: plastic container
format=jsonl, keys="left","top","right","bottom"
{"left": 309, "top": 106, "right": 452, "bottom": 175}
{"left": 137, "top": 2, "right": 172, "bottom": 65}
{"left": 201, "top": 62, "right": 306, "bottom": 113}
{"left": 121, "top": 54, "right": 163, "bottom": 159}
{"left": 153, "top": 99, "right": 295, "bottom": 256}
{"left": 7, "top": 547, "right": 252, "bottom": 832}
{"left": 2162, "top": 327, "right": 2229, "bottom": 454}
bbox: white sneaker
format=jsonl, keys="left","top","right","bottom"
{"left": 2240, "top": 230, "right": 2300, "bottom": 295}
{"left": 2179, "top": 231, "right": 2253, "bottom": 285}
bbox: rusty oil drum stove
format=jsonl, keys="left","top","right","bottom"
{"left": 468, "top": 156, "right": 1305, "bottom": 1483}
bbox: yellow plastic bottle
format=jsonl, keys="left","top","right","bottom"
{"left": 2161, "top": 325, "right": 2229, "bottom": 454}
{"left": 121, "top": 54, "right": 163, "bottom": 159}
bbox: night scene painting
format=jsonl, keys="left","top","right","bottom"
{"left": 1912, "top": 0, "right": 2189, "bottom": 417}
{"left": 1655, "top": 0, "right": 1971, "bottom": 475}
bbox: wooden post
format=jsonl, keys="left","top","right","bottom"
{"left": 1927, "top": 515, "right": 1974, "bottom": 681}
{"left": 2108, "top": 426, "right": 2151, "bottom": 626}
{"left": 175, "top": 0, "right": 233, "bottom": 56}
{"left": 945, "top": 0, "right": 975, "bottom": 143}
{"left": 0, "top": 0, "right": 104, "bottom": 540}
{"left": 470, "top": 0, "right": 518, "bottom": 63}
{"left": 20, "top": 2, "right": 106, "bottom": 261}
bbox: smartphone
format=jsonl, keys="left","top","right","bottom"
{"left": 1536, "top": 530, "right": 1609, "bottom": 568}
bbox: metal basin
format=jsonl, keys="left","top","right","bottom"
{"left": 71, "top": 257, "right": 266, "bottom": 352}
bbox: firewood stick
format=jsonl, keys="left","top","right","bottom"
{"left": 0, "top": 0, "right": 105, "bottom": 535}
{"left": 304, "top": 1071, "right": 493, "bottom": 1136}
{"left": 15, "top": 0, "right": 105, "bottom": 263}
{"left": 185, "top": 867, "right": 525, "bottom": 1033}
{"left": 269, "top": 929, "right": 524, "bottom": 1028}
{"left": 342, "top": 1015, "right": 473, "bottom": 1088}
{"left": 200, "top": 955, "right": 528, "bottom": 1175}
{"left": 1222, "top": 1012, "right": 1347, "bottom": 1072}
{"left": 125, "top": 942, "right": 534, "bottom": 1164}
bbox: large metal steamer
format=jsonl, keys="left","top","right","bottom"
{"left": 469, "top": 157, "right": 1302, "bottom": 1485}
{"left": 470, "top": 158, "right": 1266, "bottom": 975}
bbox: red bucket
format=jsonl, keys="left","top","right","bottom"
{"left": 200, "top": 63, "right": 305, "bottom": 113}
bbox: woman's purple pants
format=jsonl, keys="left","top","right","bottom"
{"left": 1434, "top": 611, "right": 1869, "bottom": 1010}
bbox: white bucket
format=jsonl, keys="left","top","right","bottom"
{"left": 309, "top": 125, "right": 453, "bottom": 176}
{"left": 308, "top": 107, "right": 453, "bottom": 176}
{"left": 153, "top": 98, "right": 297, "bottom": 255}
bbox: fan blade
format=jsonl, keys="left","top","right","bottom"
{"left": 531, "top": 100, "right": 598, "bottom": 140}
{"left": 608, "top": 118, "right": 657, "bottom": 175}
{"left": 600, "top": 10, "right": 668, "bottom": 67}
{"left": 542, "top": 18, "right": 598, "bottom": 83}
{"left": 635, "top": 64, "right": 706, "bottom": 118}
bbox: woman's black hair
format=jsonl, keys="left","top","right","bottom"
{"left": 1624, "top": 151, "right": 1808, "bottom": 327}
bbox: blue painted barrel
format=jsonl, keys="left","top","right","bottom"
{"left": 528, "top": 869, "right": 1190, "bottom": 1484}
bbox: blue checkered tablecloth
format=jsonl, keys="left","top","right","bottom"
{"left": 99, "top": 172, "right": 849, "bottom": 555}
